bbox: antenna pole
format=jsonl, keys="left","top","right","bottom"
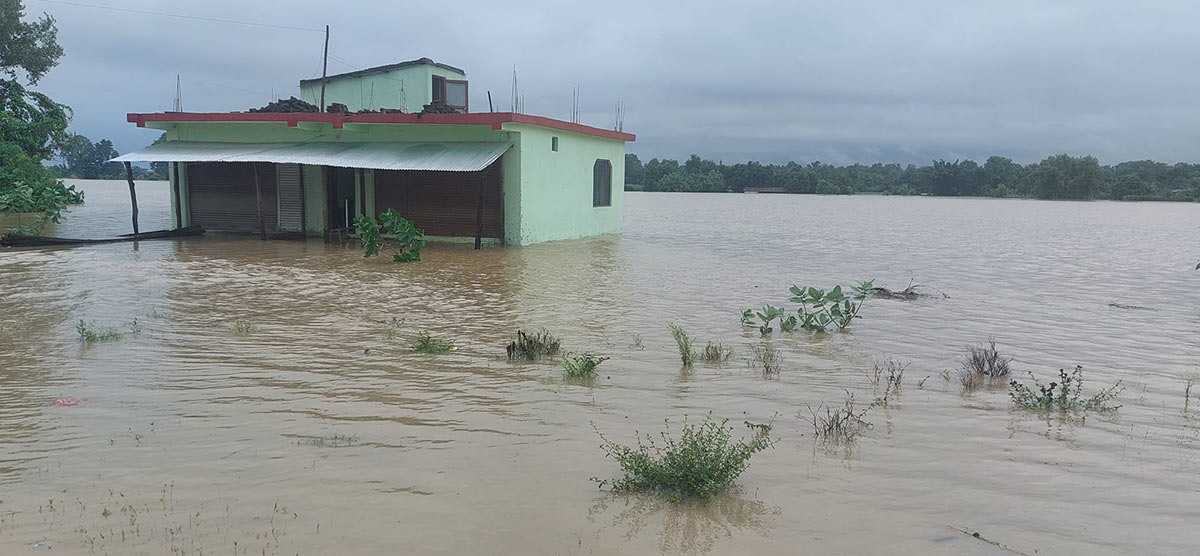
{"left": 319, "top": 25, "right": 329, "bottom": 113}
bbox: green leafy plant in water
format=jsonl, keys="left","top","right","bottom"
{"left": 353, "top": 208, "right": 425, "bottom": 262}
{"left": 592, "top": 414, "right": 775, "bottom": 502}
{"left": 668, "top": 323, "right": 695, "bottom": 366}
{"left": 562, "top": 352, "right": 609, "bottom": 377}
{"left": 411, "top": 330, "right": 455, "bottom": 353}
{"left": 788, "top": 281, "right": 875, "bottom": 332}
{"left": 76, "top": 319, "right": 123, "bottom": 343}
{"left": 1009, "top": 366, "right": 1123, "bottom": 416}
{"left": 741, "top": 281, "right": 874, "bottom": 334}
{"left": 742, "top": 305, "right": 795, "bottom": 336}
{"left": 506, "top": 329, "right": 561, "bottom": 360}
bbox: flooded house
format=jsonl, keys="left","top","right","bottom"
{"left": 113, "top": 57, "right": 634, "bottom": 246}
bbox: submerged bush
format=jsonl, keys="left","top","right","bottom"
{"left": 742, "top": 281, "right": 875, "bottom": 334}
{"left": 506, "top": 329, "right": 561, "bottom": 360}
{"left": 592, "top": 414, "right": 774, "bottom": 502}
{"left": 1009, "top": 366, "right": 1123, "bottom": 415}
{"left": 232, "top": 319, "right": 256, "bottom": 335}
{"left": 749, "top": 341, "right": 782, "bottom": 376}
{"left": 700, "top": 341, "right": 733, "bottom": 364}
{"left": 668, "top": 323, "right": 696, "bottom": 366}
{"left": 805, "top": 391, "right": 876, "bottom": 444}
{"left": 76, "top": 319, "right": 126, "bottom": 343}
{"left": 562, "top": 352, "right": 608, "bottom": 377}
{"left": 867, "top": 358, "right": 907, "bottom": 398}
{"left": 411, "top": 331, "right": 455, "bottom": 353}
{"left": 354, "top": 208, "right": 425, "bottom": 263}
{"left": 958, "top": 338, "right": 1011, "bottom": 390}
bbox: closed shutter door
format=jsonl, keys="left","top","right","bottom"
{"left": 188, "top": 162, "right": 278, "bottom": 233}
{"left": 374, "top": 159, "right": 502, "bottom": 238}
{"left": 276, "top": 163, "right": 302, "bottom": 231}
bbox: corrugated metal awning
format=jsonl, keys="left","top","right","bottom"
{"left": 110, "top": 141, "right": 510, "bottom": 172}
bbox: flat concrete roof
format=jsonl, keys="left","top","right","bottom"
{"left": 125, "top": 111, "right": 636, "bottom": 142}
{"left": 299, "top": 57, "right": 465, "bottom": 86}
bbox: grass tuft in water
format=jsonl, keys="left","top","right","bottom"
{"left": 867, "top": 358, "right": 907, "bottom": 398}
{"left": 749, "top": 341, "right": 782, "bottom": 376}
{"left": 958, "top": 338, "right": 1012, "bottom": 390}
{"left": 700, "top": 341, "right": 733, "bottom": 364}
{"left": 1009, "top": 365, "right": 1123, "bottom": 416}
{"left": 1184, "top": 371, "right": 1200, "bottom": 415}
{"left": 232, "top": 319, "right": 256, "bottom": 336}
{"left": 562, "top": 352, "right": 609, "bottom": 377}
{"left": 506, "top": 328, "right": 561, "bottom": 360}
{"left": 805, "top": 391, "right": 876, "bottom": 444}
{"left": 592, "top": 414, "right": 774, "bottom": 502}
{"left": 411, "top": 331, "right": 455, "bottom": 353}
{"left": 76, "top": 320, "right": 124, "bottom": 343}
{"left": 297, "top": 434, "right": 358, "bottom": 448}
{"left": 667, "top": 323, "right": 695, "bottom": 367}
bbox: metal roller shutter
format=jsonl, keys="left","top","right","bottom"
{"left": 374, "top": 158, "right": 503, "bottom": 238}
{"left": 276, "top": 163, "right": 302, "bottom": 231}
{"left": 188, "top": 162, "right": 278, "bottom": 233}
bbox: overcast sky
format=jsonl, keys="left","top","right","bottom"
{"left": 26, "top": 0, "right": 1200, "bottom": 165}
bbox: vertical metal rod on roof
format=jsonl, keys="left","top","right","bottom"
{"left": 319, "top": 25, "right": 330, "bottom": 113}
{"left": 124, "top": 162, "right": 139, "bottom": 235}
{"left": 487, "top": 91, "right": 493, "bottom": 113}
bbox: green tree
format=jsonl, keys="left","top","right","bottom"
{"left": 1109, "top": 174, "right": 1154, "bottom": 200}
{"left": 56, "top": 133, "right": 121, "bottom": 178}
{"left": 0, "top": 0, "right": 80, "bottom": 232}
{"left": 624, "top": 153, "right": 644, "bottom": 186}
{"left": 1033, "top": 154, "right": 1101, "bottom": 200}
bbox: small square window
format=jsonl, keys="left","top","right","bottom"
{"left": 551, "top": 136, "right": 559, "bottom": 152}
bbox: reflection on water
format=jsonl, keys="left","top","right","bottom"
{"left": 588, "top": 489, "right": 780, "bottom": 555}
{"left": 0, "top": 183, "right": 1199, "bottom": 554}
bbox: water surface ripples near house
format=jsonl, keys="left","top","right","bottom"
{"left": 1, "top": 180, "right": 1198, "bottom": 554}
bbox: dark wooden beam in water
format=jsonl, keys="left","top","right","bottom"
{"left": 171, "top": 162, "right": 183, "bottom": 227}
{"left": 252, "top": 162, "right": 267, "bottom": 241}
{"left": 474, "top": 172, "right": 485, "bottom": 250}
{"left": 1, "top": 226, "right": 204, "bottom": 247}
{"left": 123, "top": 161, "right": 139, "bottom": 235}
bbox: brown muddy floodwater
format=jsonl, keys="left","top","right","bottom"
{"left": 1, "top": 179, "right": 1199, "bottom": 555}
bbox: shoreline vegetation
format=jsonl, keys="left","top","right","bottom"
{"left": 624, "top": 153, "right": 1200, "bottom": 202}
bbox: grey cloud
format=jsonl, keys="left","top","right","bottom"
{"left": 27, "top": 0, "right": 1200, "bottom": 165}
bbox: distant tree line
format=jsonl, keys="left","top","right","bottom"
{"left": 624, "top": 153, "right": 1200, "bottom": 201}
{"left": 51, "top": 132, "right": 165, "bottom": 180}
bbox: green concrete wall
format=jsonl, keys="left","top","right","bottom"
{"left": 302, "top": 164, "right": 324, "bottom": 236}
{"left": 500, "top": 123, "right": 625, "bottom": 244}
{"left": 298, "top": 64, "right": 466, "bottom": 113}
{"left": 152, "top": 119, "right": 625, "bottom": 245}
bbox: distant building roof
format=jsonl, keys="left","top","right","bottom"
{"left": 299, "top": 57, "right": 464, "bottom": 86}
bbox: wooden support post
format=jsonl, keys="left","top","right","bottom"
{"left": 474, "top": 172, "right": 485, "bottom": 250}
{"left": 171, "top": 162, "right": 183, "bottom": 229}
{"left": 124, "top": 161, "right": 139, "bottom": 235}
{"left": 321, "top": 166, "right": 330, "bottom": 243}
{"left": 252, "top": 163, "right": 267, "bottom": 241}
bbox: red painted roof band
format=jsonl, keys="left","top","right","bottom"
{"left": 126, "top": 111, "right": 635, "bottom": 142}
